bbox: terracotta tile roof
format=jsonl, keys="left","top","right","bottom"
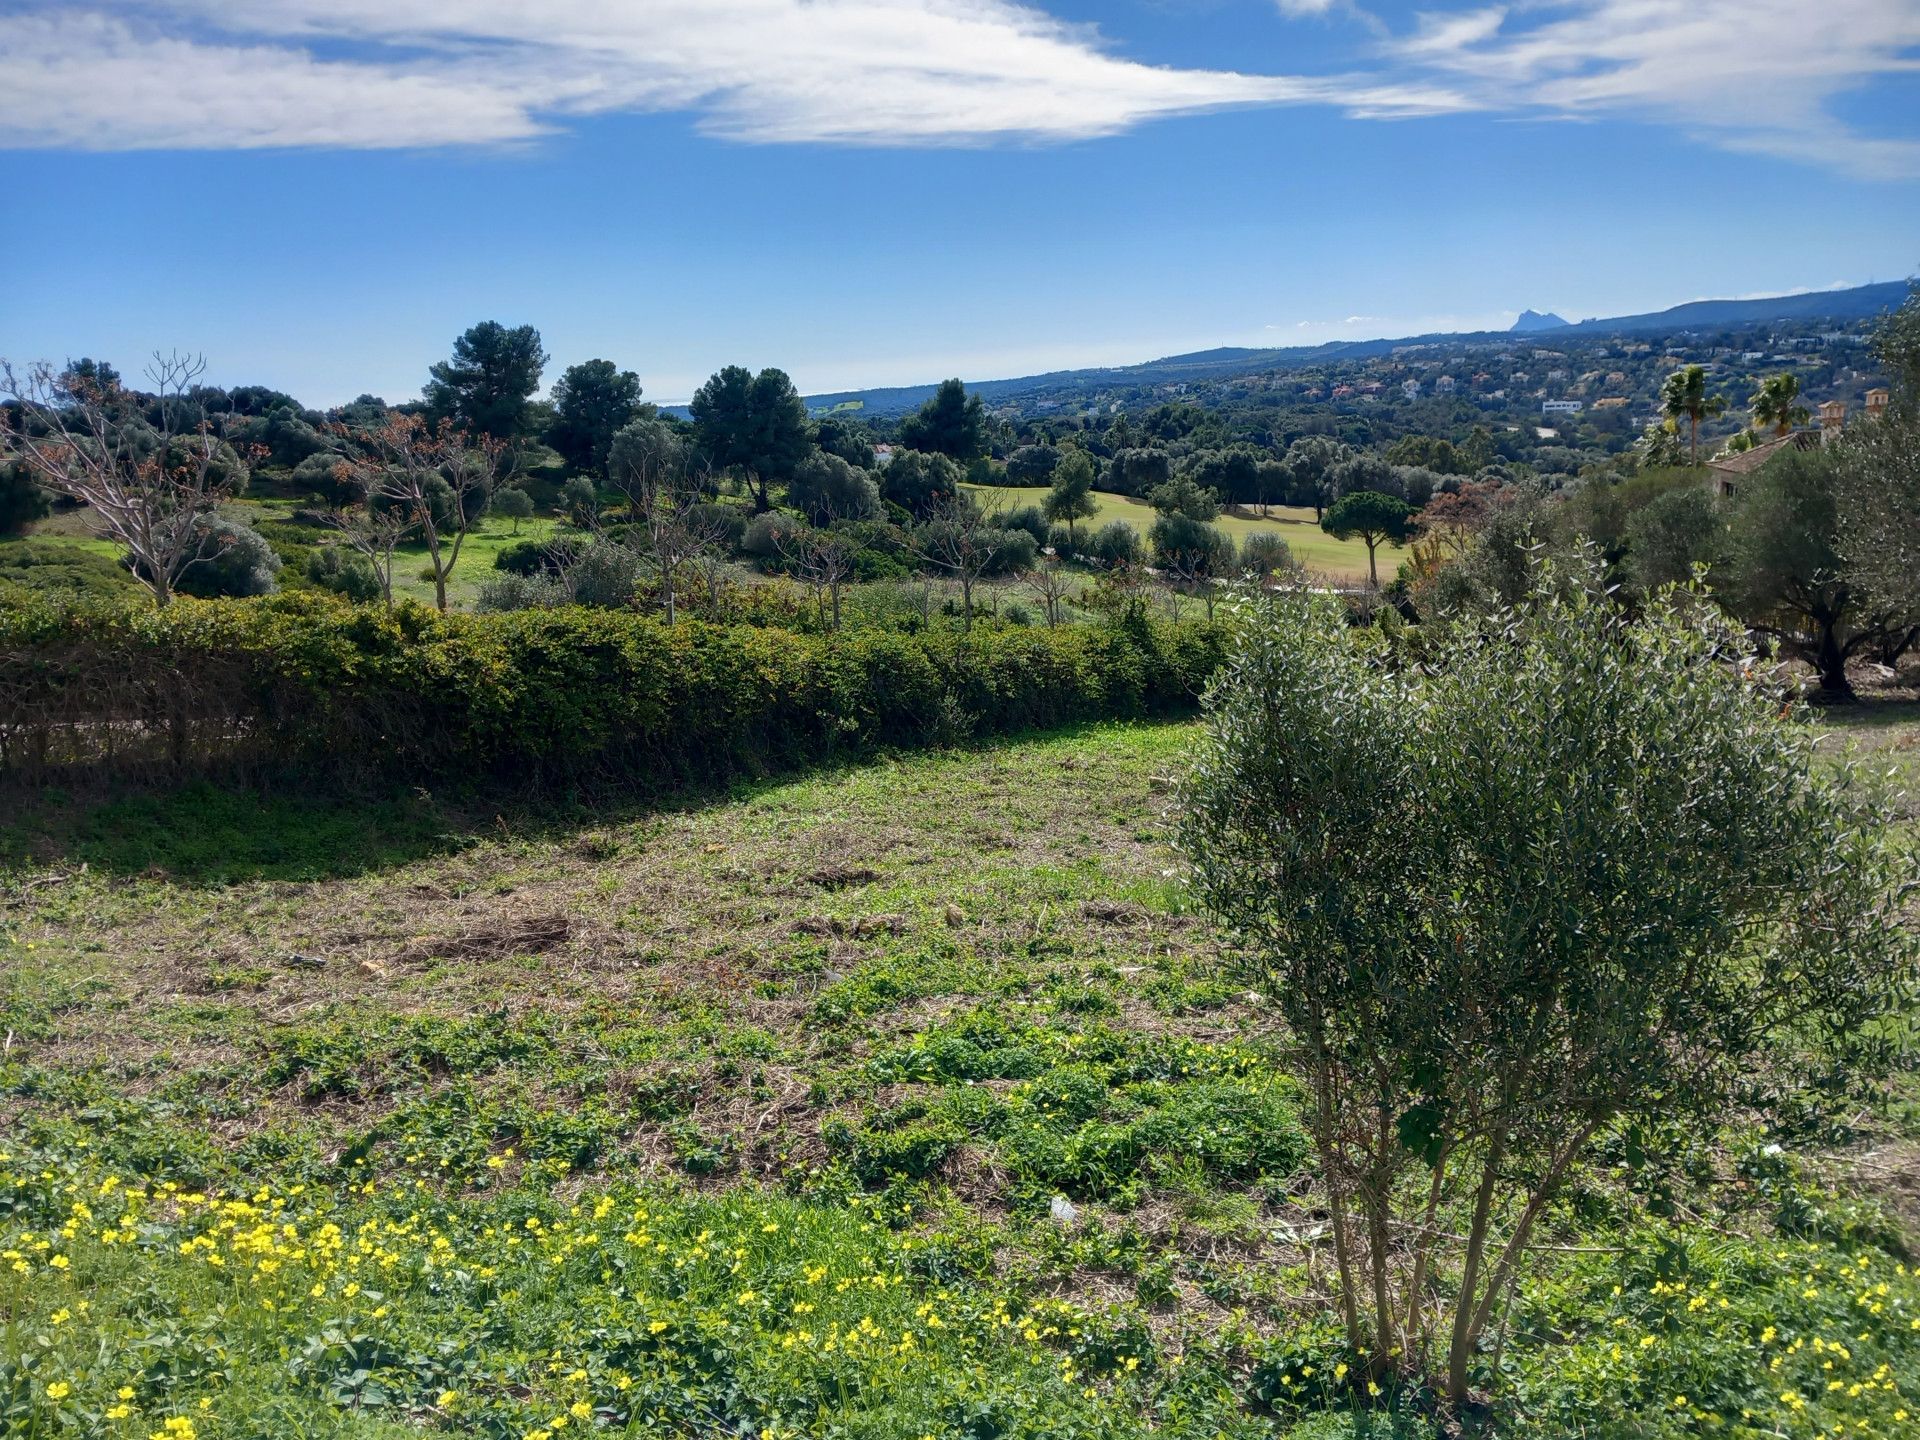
{"left": 1706, "top": 429, "right": 1820, "bottom": 477}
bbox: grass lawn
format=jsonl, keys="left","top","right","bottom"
{"left": 968, "top": 484, "right": 1378, "bottom": 582}
{"left": 385, "top": 512, "right": 570, "bottom": 608}
{"left": 6, "top": 506, "right": 576, "bottom": 609}
{"left": 1, "top": 709, "right": 1915, "bottom": 1437}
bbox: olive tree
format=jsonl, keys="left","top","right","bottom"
{"left": 1833, "top": 284, "right": 1920, "bottom": 623}
{"left": 493, "top": 485, "right": 535, "bottom": 534}
{"left": 1179, "top": 570, "right": 1916, "bottom": 1407}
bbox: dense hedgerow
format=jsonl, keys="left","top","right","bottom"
{"left": 0, "top": 594, "right": 1224, "bottom": 780}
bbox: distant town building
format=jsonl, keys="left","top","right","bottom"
{"left": 1866, "top": 387, "right": 1890, "bottom": 420}
{"left": 872, "top": 444, "right": 895, "bottom": 465}
{"left": 1542, "top": 399, "right": 1583, "bottom": 414}
{"left": 1435, "top": 375, "right": 1456, "bottom": 393}
{"left": 1401, "top": 379, "right": 1422, "bottom": 399}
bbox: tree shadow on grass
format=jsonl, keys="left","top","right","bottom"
{"left": 0, "top": 780, "right": 473, "bottom": 885}
{"left": 1816, "top": 695, "right": 1920, "bottom": 731}
{"left": 0, "top": 718, "right": 1185, "bottom": 886}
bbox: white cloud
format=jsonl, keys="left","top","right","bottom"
{"left": 0, "top": 13, "right": 547, "bottom": 150}
{"left": 0, "top": 0, "right": 1467, "bottom": 152}
{"left": 0, "top": 1, "right": 1912, "bottom": 177}
{"left": 1390, "top": 0, "right": 1920, "bottom": 179}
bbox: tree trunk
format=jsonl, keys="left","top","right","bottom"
{"left": 1445, "top": 1139, "right": 1507, "bottom": 1406}
{"left": 1812, "top": 619, "right": 1855, "bottom": 700}
{"left": 1365, "top": 537, "right": 1379, "bottom": 587}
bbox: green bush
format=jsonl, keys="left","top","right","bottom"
{"left": 563, "top": 540, "right": 641, "bottom": 609}
{"left": 1084, "top": 521, "right": 1142, "bottom": 568}
{"left": 687, "top": 502, "right": 748, "bottom": 552}
{"left": 1000, "top": 505, "right": 1048, "bottom": 547}
{"left": 291, "top": 450, "right": 354, "bottom": 505}
{"left": 0, "top": 540, "right": 135, "bottom": 599}
{"left": 0, "top": 592, "right": 1225, "bottom": 780}
{"left": 1239, "top": 530, "right": 1294, "bottom": 576}
{"left": 167, "top": 519, "right": 283, "bottom": 598}
{"left": 475, "top": 572, "right": 565, "bottom": 612}
{"left": 494, "top": 537, "right": 582, "bottom": 576}
{"left": 0, "top": 458, "right": 51, "bottom": 536}
{"left": 303, "top": 546, "right": 380, "bottom": 602}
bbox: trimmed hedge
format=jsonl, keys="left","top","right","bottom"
{"left": 0, "top": 593, "right": 1224, "bottom": 781}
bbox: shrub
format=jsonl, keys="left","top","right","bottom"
{"left": 0, "top": 593, "right": 1224, "bottom": 781}
{"left": 687, "top": 502, "right": 747, "bottom": 553}
{"left": 476, "top": 572, "right": 566, "bottom": 613}
{"left": 999, "top": 505, "right": 1049, "bottom": 547}
{"left": 564, "top": 540, "right": 642, "bottom": 609}
{"left": 1083, "top": 521, "right": 1141, "bottom": 569}
{"left": 1149, "top": 515, "right": 1233, "bottom": 577}
{"left": 1045, "top": 523, "right": 1081, "bottom": 561}
{"left": 1238, "top": 531, "right": 1294, "bottom": 577}
{"left": 982, "top": 527, "right": 1039, "bottom": 576}
{"left": 168, "top": 519, "right": 282, "bottom": 598}
{"left": 304, "top": 546, "right": 380, "bottom": 603}
{"left": 494, "top": 537, "right": 582, "bottom": 577}
{"left": 0, "top": 458, "right": 50, "bottom": 536}
{"left": 0, "top": 540, "right": 134, "bottom": 598}
{"left": 741, "top": 511, "right": 805, "bottom": 561}
{"left": 787, "top": 452, "right": 881, "bottom": 526}
{"left": 291, "top": 451, "right": 355, "bottom": 505}
{"left": 560, "top": 476, "right": 600, "bottom": 527}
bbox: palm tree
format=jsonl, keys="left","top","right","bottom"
{"left": 1749, "top": 371, "right": 1810, "bottom": 437}
{"left": 1660, "top": 365, "right": 1728, "bottom": 465}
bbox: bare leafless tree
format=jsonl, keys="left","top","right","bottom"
{"left": 627, "top": 459, "right": 728, "bottom": 626}
{"left": 332, "top": 414, "right": 503, "bottom": 613}
{"left": 1022, "top": 554, "right": 1073, "bottom": 626}
{"left": 1158, "top": 549, "right": 1221, "bottom": 621}
{"left": 776, "top": 524, "right": 857, "bottom": 630}
{"left": 914, "top": 491, "right": 1005, "bottom": 631}
{"left": 327, "top": 479, "right": 411, "bottom": 609}
{"left": 0, "top": 353, "right": 243, "bottom": 605}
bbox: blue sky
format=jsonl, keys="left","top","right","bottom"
{"left": 2, "top": 0, "right": 1916, "bottom": 406}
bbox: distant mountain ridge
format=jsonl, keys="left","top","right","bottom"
{"left": 1510, "top": 309, "right": 1568, "bottom": 332}
{"left": 794, "top": 280, "right": 1909, "bottom": 418}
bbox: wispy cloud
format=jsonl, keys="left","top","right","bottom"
{"left": 1388, "top": 0, "right": 1920, "bottom": 179}
{"left": 0, "top": 1, "right": 1467, "bottom": 153}
{"left": 0, "top": 1, "right": 1913, "bottom": 177}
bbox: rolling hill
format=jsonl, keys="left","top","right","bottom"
{"left": 798, "top": 280, "right": 1910, "bottom": 417}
